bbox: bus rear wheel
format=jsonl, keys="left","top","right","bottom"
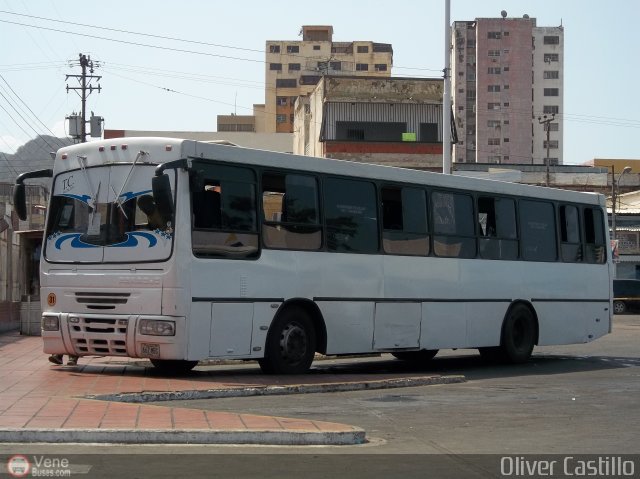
{"left": 259, "top": 306, "right": 316, "bottom": 375}
{"left": 479, "top": 304, "right": 536, "bottom": 364}
{"left": 150, "top": 359, "right": 199, "bottom": 374}
{"left": 392, "top": 349, "right": 439, "bottom": 362}
{"left": 613, "top": 301, "right": 626, "bottom": 315}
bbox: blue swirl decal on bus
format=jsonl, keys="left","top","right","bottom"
{"left": 119, "top": 190, "right": 152, "bottom": 202}
{"left": 59, "top": 193, "right": 93, "bottom": 204}
{"left": 52, "top": 231, "right": 161, "bottom": 249}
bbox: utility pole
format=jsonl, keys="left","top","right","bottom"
{"left": 537, "top": 113, "right": 555, "bottom": 186}
{"left": 442, "top": 0, "right": 452, "bottom": 174}
{"left": 66, "top": 54, "right": 101, "bottom": 142}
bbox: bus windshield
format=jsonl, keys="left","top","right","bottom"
{"left": 44, "top": 164, "right": 174, "bottom": 263}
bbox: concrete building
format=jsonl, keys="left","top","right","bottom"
{"left": 293, "top": 76, "right": 444, "bottom": 170}
{"left": 264, "top": 25, "right": 393, "bottom": 134}
{"left": 451, "top": 15, "right": 564, "bottom": 165}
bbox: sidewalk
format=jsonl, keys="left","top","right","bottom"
{"left": 0, "top": 331, "right": 461, "bottom": 445}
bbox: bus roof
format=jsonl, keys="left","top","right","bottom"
{"left": 55, "top": 137, "right": 605, "bottom": 207}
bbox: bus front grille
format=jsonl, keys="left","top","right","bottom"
{"left": 69, "top": 317, "right": 129, "bottom": 356}
{"left": 75, "top": 292, "right": 130, "bottom": 310}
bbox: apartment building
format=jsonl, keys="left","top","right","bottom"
{"left": 264, "top": 25, "right": 393, "bottom": 133}
{"left": 451, "top": 15, "right": 564, "bottom": 165}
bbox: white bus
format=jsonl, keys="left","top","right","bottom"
{"left": 14, "top": 137, "right": 612, "bottom": 374}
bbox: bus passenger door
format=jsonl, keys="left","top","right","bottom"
{"left": 373, "top": 302, "right": 421, "bottom": 350}
{"left": 210, "top": 303, "right": 253, "bottom": 357}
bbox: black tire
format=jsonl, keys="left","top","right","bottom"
{"left": 259, "top": 306, "right": 316, "bottom": 375}
{"left": 479, "top": 304, "right": 536, "bottom": 364}
{"left": 150, "top": 359, "right": 198, "bottom": 374}
{"left": 392, "top": 349, "right": 439, "bottom": 362}
{"left": 613, "top": 301, "right": 626, "bottom": 315}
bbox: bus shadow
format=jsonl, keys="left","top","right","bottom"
{"left": 310, "top": 353, "right": 640, "bottom": 382}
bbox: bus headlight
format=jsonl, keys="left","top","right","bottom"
{"left": 139, "top": 319, "right": 176, "bottom": 336}
{"left": 42, "top": 316, "right": 59, "bottom": 331}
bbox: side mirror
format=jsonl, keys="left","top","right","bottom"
{"left": 152, "top": 174, "right": 174, "bottom": 223}
{"left": 13, "top": 183, "right": 27, "bottom": 221}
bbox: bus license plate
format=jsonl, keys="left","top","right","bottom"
{"left": 141, "top": 343, "right": 160, "bottom": 358}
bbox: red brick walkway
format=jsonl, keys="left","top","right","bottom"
{"left": 0, "top": 331, "right": 364, "bottom": 443}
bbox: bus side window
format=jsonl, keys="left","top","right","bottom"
{"left": 325, "top": 178, "right": 378, "bottom": 254}
{"left": 520, "top": 199, "right": 557, "bottom": 262}
{"left": 190, "top": 164, "right": 258, "bottom": 259}
{"left": 381, "top": 186, "right": 429, "bottom": 256}
{"left": 261, "top": 173, "right": 321, "bottom": 251}
{"left": 432, "top": 191, "right": 476, "bottom": 259}
{"left": 560, "top": 204, "right": 582, "bottom": 262}
{"left": 478, "top": 197, "right": 518, "bottom": 260}
{"left": 584, "top": 207, "right": 606, "bottom": 264}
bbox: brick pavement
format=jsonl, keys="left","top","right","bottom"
{"left": 0, "top": 331, "right": 365, "bottom": 444}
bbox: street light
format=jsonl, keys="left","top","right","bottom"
{"left": 611, "top": 165, "right": 632, "bottom": 242}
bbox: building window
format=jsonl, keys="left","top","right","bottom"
{"left": 544, "top": 36, "right": 560, "bottom": 45}
{"left": 503, "top": 102, "right": 509, "bottom": 107}
{"left": 503, "top": 66, "right": 510, "bottom": 72}
{"left": 313, "top": 45, "right": 320, "bottom": 51}
{"left": 488, "top": 31, "right": 502, "bottom": 39}
{"left": 330, "top": 61, "right": 342, "bottom": 71}
{"left": 503, "top": 49, "right": 510, "bottom": 54}
{"left": 544, "top": 88, "right": 559, "bottom": 96}
{"left": 276, "top": 114, "right": 287, "bottom": 124}
{"left": 503, "top": 120, "right": 509, "bottom": 125}
{"left": 356, "top": 63, "right": 369, "bottom": 71}
{"left": 488, "top": 85, "right": 500, "bottom": 92}
{"left": 357, "top": 45, "right": 369, "bottom": 53}
{"left": 317, "top": 61, "right": 328, "bottom": 72}
{"left": 503, "top": 31, "right": 509, "bottom": 36}
{"left": 503, "top": 156, "right": 509, "bottom": 161}
{"left": 488, "top": 102, "right": 501, "bottom": 110}
{"left": 488, "top": 49, "right": 501, "bottom": 57}
{"left": 488, "top": 138, "right": 501, "bottom": 145}
{"left": 468, "top": 72, "right": 476, "bottom": 80}
{"left": 544, "top": 70, "right": 559, "bottom": 79}
{"left": 503, "top": 138, "right": 510, "bottom": 143}
{"left": 488, "top": 67, "right": 501, "bottom": 74}
{"left": 466, "top": 91, "right": 476, "bottom": 100}
{"left": 289, "top": 114, "right": 294, "bottom": 124}
{"left": 286, "top": 45, "right": 299, "bottom": 54}
{"left": 549, "top": 123, "right": 559, "bottom": 131}
{"left": 544, "top": 53, "right": 559, "bottom": 62}
{"left": 269, "top": 63, "right": 282, "bottom": 71}
{"left": 288, "top": 63, "right": 301, "bottom": 71}
{"left": 374, "top": 64, "right": 388, "bottom": 72}
{"left": 543, "top": 140, "right": 559, "bottom": 149}
{"left": 299, "top": 75, "right": 321, "bottom": 85}
{"left": 487, "top": 120, "right": 501, "bottom": 128}
{"left": 458, "top": 106, "right": 464, "bottom": 111}
{"left": 458, "top": 88, "right": 464, "bottom": 93}
{"left": 276, "top": 96, "right": 288, "bottom": 106}
{"left": 488, "top": 156, "right": 501, "bottom": 163}
{"left": 269, "top": 45, "right": 280, "bottom": 53}
{"left": 276, "top": 79, "right": 297, "bottom": 88}
{"left": 543, "top": 105, "right": 559, "bottom": 114}
{"left": 504, "top": 84, "right": 510, "bottom": 90}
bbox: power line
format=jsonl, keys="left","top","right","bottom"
{"left": 0, "top": 74, "right": 66, "bottom": 147}
{"left": 0, "top": 89, "right": 60, "bottom": 151}
{"left": 0, "top": 11, "right": 441, "bottom": 74}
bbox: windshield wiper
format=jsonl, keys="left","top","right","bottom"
{"left": 77, "top": 155, "right": 99, "bottom": 210}
{"left": 113, "top": 150, "right": 149, "bottom": 213}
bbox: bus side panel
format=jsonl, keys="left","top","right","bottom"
{"left": 464, "top": 302, "right": 509, "bottom": 347}
{"left": 537, "top": 301, "right": 609, "bottom": 345}
{"left": 187, "top": 302, "right": 211, "bottom": 360}
{"left": 421, "top": 302, "right": 468, "bottom": 349}
{"left": 318, "top": 301, "right": 375, "bottom": 355}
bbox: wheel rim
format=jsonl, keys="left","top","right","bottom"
{"left": 279, "top": 321, "right": 308, "bottom": 364}
{"left": 614, "top": 302, "right": 624, "bottom": 313}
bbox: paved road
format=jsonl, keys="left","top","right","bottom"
{"left": 2, "top": 315, "right": 638, "bottom": 478}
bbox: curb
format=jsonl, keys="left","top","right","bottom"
{"left": 87, "top": 375, "right": 466, "bottom": 403}
{"left": 0, "top": 428, "right": 366, "bottom": 446}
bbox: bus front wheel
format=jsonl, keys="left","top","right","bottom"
{"left": 150, "top": 359, "right": 199, "bottom": 374}
{"left": 259, "top": 306, "right": 316, "bottom": 375}
{"left": 479, "top": 304, "right": 536, "bottom": 364}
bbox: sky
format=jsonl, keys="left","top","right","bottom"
{"left": 0, "top": 0, "right": 639, "bottom": 165}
